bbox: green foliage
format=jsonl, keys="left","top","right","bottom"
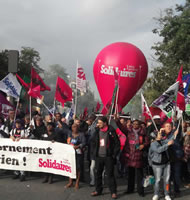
{"left": 0, "top": 47, "right": 42, "bottom": 80}
{"left": 0, "top": 50, "right": 8, "bottom": 80}
{"left": 144, "top": 0, "right": 190, "bottom": 104}
{"left": 18, "top": 47, "right": 42, "bottom": 78}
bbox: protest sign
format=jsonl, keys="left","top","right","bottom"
{"left": 152, "top": 82, "right": 179, "bottom": 118}
{"left": 0, "top": 139, "right": 76, "bottom": 179}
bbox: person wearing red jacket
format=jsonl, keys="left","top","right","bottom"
{"left": 123, "top": 119, "right": 149, "bottom": 197}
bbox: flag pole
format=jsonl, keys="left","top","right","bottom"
{"left": 29, "top": 96, "right": 32, "bottom": 124}
{"left": 151, "top": 115, "right": 159, "bottom": 132}
{"left": 41, "top": 100, "right": 56, "bottom": 120}
{"left": 109, "top": 103, "right": 115, "bottom": 124}
{"left": 141, "top": 93, "right": 158, "bottom": 132}
{"left": 174, "top": 117, "right": 182, "bottom": 140}
{"left": 53, "top": 98, "right": 56, "bottom": 117}
{"left": 74, "top": 60, "right": 78, "bottom": 116}
{"left": 114, "top": 86, "right": 119, "bottom": 115}
{"left": 109, "top": 86, "right": 118, "bottom": 124}
{"left": 13, "top": 97, "right": 20, "bottom": 123}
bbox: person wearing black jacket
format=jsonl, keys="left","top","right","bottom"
{"left": 0, "top": 116, "right": 9, "bottom": 138}
{"left": 32, "top": 116, "right": 47, "bottom": 140}
{"left": 91, "top": 116, "right": 120, "bottom": 199}
{"left": 42, "top": 122, "right": 57, "bottom": 184}
{"left": 55, "top": 113, "right": 71, "bottom": 143}
{"left": 4, "top": 109, "right": 15, "bottom": 133}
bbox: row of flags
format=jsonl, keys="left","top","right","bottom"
{"left": 0, "top": 64, "right": 88, "bottom": 117}
{"left": 142, "top": 66, "right": 189, "bottom": 122}
{"left": 0, "top": 65, "right": 87, "bottom": 102}
{"left": 0, "top": 64, "right": 190, "bottom": 119}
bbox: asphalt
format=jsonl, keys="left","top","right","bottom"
{"left": 0, "top": 170, "right": 190, "bottom": 200}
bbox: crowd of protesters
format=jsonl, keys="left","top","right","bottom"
{"left": 0, "top": 109, "right": 190, "bottom": 200}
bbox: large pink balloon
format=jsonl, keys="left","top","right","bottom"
{"left": 93, "top": 42, "right": 148, "bottom": 110}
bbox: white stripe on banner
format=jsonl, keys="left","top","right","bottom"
{"left": 0, "top": 139, "right": 76, "bottom": 178}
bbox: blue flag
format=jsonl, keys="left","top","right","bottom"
{"left": 183, "top": 74, "right": 190, "bottom": 96}
{"left": 65, "top": 103, "right": 75, "bottom": 123}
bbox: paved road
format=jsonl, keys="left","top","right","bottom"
{"left": 0, "top": 171, "right": 190, "bottom": 200}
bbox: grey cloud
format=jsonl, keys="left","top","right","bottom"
{"left": 0, "top": 0, "right": 184, "bottom": 99}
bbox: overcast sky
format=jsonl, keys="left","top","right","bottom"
{"left": 0, "top": 0, "right": 184, "bottom": 99}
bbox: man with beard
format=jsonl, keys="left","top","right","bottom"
{"left": 91, "top": 116, "right": 120, "bottom": 199}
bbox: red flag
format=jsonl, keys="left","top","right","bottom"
{"left": 55, "top": 76, "right": 73, "bottom": 107}
{"left": 176, "top": 66, "right": 185, "bottom": 111}
{"left": 28, "top": 85, "right": 42, "bottom": 99}
{"left": 95, "top": 101, "right": 101, "bottom": 112}
{"left": 31, "top": 68, "right": 51, "bottom": 91}
{"left": 16, "top": 74, "right": 30, "bottom": 90}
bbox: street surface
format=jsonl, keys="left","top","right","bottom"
{"left": 0, "top": 171, "right": 190, "bottom": 200}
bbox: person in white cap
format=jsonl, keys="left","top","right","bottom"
{"left": 147, "top": 115, "right": 161, "bottom": 141}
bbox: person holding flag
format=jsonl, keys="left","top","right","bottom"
{"left": 148, "top": 128, "right": 175, "bottom": 200}
{"left": 122, "top": 119, "right": 149, "bottom": 197}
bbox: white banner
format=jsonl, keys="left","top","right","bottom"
{"left": 0, "top": 139, "right": 76, "bottom": 179}
{"left": 76, "top": 66, "right": 87, "bottom": 93}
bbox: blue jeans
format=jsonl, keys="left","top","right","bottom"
{"left": 152, "top": 163, "right": 170, "bottom": 196}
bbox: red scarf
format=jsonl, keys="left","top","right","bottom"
{"left": 100, "top": 126, "right": 108, "bottom": 132}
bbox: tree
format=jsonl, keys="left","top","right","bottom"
{"left": 18, "top": 47, "right": 42, "bottom": 78}
{"left": 144, "top": 0, "right": 190, "bottom": 104}
{"left": 0, "top": 47, "right": 42, "bottom": 80}
{"left": 0, "top": 50, "right": 8, "bottom": 80}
